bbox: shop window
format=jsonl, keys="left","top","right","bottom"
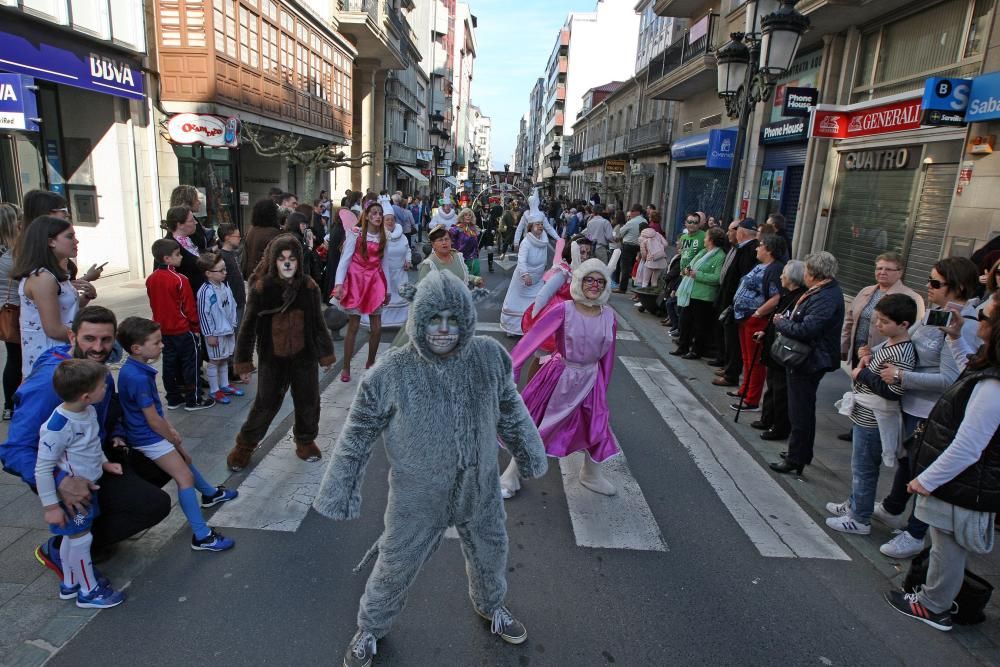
{"left": 852, "top": 0, "right": 988, "bottom": 103}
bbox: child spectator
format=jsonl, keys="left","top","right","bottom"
{"left": 196, "top": 252, "right": 243, "bottom": 405}
{"left": 145, "top": 238, "right": 214, "bottom": 410}
{"left": 34, "top": 359, "right": 125, "bottom": 608}
{"left": 826, "top": 293, "right": 918, "bottom": 535}
{"left": 217, "top": 223, "right": 246, "bottom": 384}
{"left": 116, "top": 317, "right": 237, "bottom": 551}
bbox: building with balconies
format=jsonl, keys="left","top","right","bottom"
{"left": 452, "top": 3, "right": 477, "bottom": 184}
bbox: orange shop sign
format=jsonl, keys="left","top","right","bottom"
{"left": 810, "top": 96, "right": 922, "bottom": 140}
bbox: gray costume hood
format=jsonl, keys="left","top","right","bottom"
{"left": 400, "top": 270, "right": 477, "bottom": 361}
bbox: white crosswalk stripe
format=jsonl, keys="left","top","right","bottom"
{"left": 619, "top": 356, "right": 850, "bottom": 560}
{"left": 211, "top": 344, "right": 392, "bottom": 532}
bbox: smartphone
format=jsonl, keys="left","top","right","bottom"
{"left": 924, "top": 309, "right": 953, "bottom": 328}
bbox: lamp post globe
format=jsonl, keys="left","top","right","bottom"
{"left": 715, "top": 37, "right": 750, "bottom": 99}
{"left": 759, "top": 0, "right": 810, "bottom": 77}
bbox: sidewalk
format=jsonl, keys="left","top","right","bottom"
{"left": 609, "top": 292, "right": 1000, "bottom": 665}
{"left": 0, "top": 280, "right": 354, "bottom": 666}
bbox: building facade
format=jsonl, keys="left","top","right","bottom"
{"left": 0, "top": 0, "right": 153, "bottom": 281}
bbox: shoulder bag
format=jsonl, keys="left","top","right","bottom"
{"left": 769, "top": 287, "right": 818, "bottom": 368}
{"left": 0, "top": 279, "right": 20, "bottom": 344}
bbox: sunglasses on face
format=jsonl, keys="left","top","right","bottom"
{"left": 927, "top": 278, "right": 948, "bottom": 289}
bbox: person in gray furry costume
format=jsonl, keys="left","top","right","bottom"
{"left": 313, "top": 269, "right": 548, "bottom": 667}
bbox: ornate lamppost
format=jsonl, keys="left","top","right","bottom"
{"left": 715, "top": 0, "right": 809, "bottom": 220}
{"left": 547, "top": 143, "right": 561, "bottom": 200}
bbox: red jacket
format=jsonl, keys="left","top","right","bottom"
{"left": 146, "top": 266, "right": 200, "bottom": 335}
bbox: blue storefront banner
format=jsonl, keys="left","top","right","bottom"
{"left": 671, "top": 129, "right": 737, "bottom": 168}
{"left": 966, "top": 71, "right": 1000, "bottom": 123}
{"left": 706, "top": 129, "right": 736, "bottom": 169}
{"left": 0, "top": 73, "right": 39, "bottom": 131}
{"left": 921, "top": 77, "right": 972, "bottom": 126}
{"left": 0, "top": 23, "right": 144, "bottom": 100}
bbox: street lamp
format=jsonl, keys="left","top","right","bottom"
{"left": 548, "top": 143, "right": 561, "bottom": 200}
{"left": 715, "top": 0, "right": 809, "bottom": 220}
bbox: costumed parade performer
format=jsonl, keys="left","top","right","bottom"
{"left": 480, "top": 206, "right": 497, "bottom": 273}
{"left": 500, "top": 190, "right": 550, "bottom": 336}
{"left": 429, "top": 188, "right": 458, "bottom": 231}
{"left": 226, "top": 235, "right": 335, "bottom": 471}
{"left": 449, "top": 207, "right": 482, "bottom": 277}
{"left": 518, "top": 236, "right": 593, "bottom": 382}
{"left": 313, "top": 269, "right": 547, "bottom": 667}
{"left": 333, "top": 200, "right": 390, "bottom": 382}
{"left": 500, "top": 248, "right": 623, "bottom": 499}
{"left": 363, "top": 195, "right": 410, "bottom": 329}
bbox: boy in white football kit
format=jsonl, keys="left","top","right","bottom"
{"left": 196, "top": 252, "right": 244, "bottom": 405}
{"left": 34, "top": 359, "right": 126, "bottom": 608}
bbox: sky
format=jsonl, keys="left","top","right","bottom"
{"left": 468, "top": 0, "right": 591, "bottom": 170}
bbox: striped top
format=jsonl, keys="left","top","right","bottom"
{"left": 851, "top": 340, "right": 916, "bottom": 427}
{"left": 196, "top": 281, "right": 237, "bottom": 337}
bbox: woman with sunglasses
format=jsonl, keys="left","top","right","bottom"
{"left": 863, "top": 257, "right": 981, "bottom": 559}
{"left": 499, "top": 251, "right": 623, "bottom": 499}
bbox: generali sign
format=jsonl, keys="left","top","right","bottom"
{"left": 809, "top": 95, "right": 923, "bottom": 140}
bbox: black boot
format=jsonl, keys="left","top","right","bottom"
{"left": 488, "top": 253, "right": 494, "bottom": 272}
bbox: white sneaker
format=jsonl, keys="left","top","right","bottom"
{"left": 825, "top": 515, "right": 871, "bottom": 535}
{"left": 873, "top": 502, "right": 908, "bottom": 531}
{"left": 825, "top": 499, "right": 850, "bottom": 516}
{"left": 880, "top": 531, "right": 926, "bottom": 559}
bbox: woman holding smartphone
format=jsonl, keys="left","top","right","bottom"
{"left": 868, "top": 257, "right": 981, "bottom": 559}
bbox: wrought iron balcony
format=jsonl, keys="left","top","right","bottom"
{"left": 338, "top": 0, "right": 378, "bottom": 22}
{"left": 646, "top": 13, "right": 719, "bottom": 100}
{"left": 627, "top": 119, "right": 671, "bottom": 152}
{"left": 387, "top": 140, "right": 417, "bottom": 166}
{"left": 567, "top": 151, "right": 584, "bottom": 169}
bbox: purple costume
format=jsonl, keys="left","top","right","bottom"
{"left": 510, "top": 300, "right": 620, "bottom": 462}
{"left": 449, "top": 224, "right": 480, "bottom": 261}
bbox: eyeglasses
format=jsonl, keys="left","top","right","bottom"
{"left": 582, "top": 277, "right": 607, "bottom": 287}
{"left": 927, "top": 278, "right": 948, "bottom": 289}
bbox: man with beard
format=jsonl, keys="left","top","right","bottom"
{"left": 0, "top": 306, "right": 172, "bottom": 578}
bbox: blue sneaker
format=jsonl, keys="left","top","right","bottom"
{"left": 37, "top": 538, "right": 111, "bottom": 588}
{"left": 220, "top": 385, "right": 245, "bottom": 397}
{"left": 200, "top": 486, "right": 238, "bottom": 508}
{"left": 59, "top": 582, "right": 80, "bottom": 600}
{"left": 191, "top": 529, "right": 234, "bottom": 552}
{"left": 76, "top": 584, "right": 125, "bottom": 609}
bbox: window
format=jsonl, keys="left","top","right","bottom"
{"left": 261, "top": 22, "right": 278, "bottom": 75}
{"left": 852, "top": 0, "right": 990, "bottom": 102}
{"left": 213, "top": 0, "right": 237, "bottom": 60}
{"left": 238, "top": 7, "right": 259, "bottom": 68}
{"left": 262, "top": 0, "right": 277, "bottom": 21}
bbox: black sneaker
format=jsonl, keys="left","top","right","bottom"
{"left": 750, "top": 420, "right": 769, "bottom": 430}
{"left": 190, "top": 529, "right": 234, "bottom": 552}
{"left": 476, "top": 606, "right": 527, "bottom": 645}
{"left": 884, "top": 590, "right": 952, "bottom": 631}
{"left": 166, "top": 399, "right": 185, "bottom": 410}
{"left": 729, "top": 401, "right": 760, "bottom": 412}
{"left": 184, "top": 397, "right": 216, "bottom": 411}
{"left": 200, "top": 486, "right": 239, "bottom": 508}
{"left": 343, "top": 630, "right": 377, "bottom": 667}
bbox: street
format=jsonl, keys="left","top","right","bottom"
{"left": 34, "top": 265, "right": 979, "bottom": 666}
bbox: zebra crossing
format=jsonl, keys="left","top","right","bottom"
{"left": 211, "top": 321, "right": 847, "bottom": 560}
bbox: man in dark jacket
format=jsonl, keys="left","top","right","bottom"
{"left": 713, "top": 219, "right": 760, "bottom": 386}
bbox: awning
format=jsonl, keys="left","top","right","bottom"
{"left": 397, "top": 165, "right": 429, "bottom": 184}
{"left": 442, "top": 176, "right": 459, "bottom": 188}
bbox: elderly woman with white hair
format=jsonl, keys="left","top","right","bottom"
{"left": 752, "top": 259, "right": 807, "bottom": 441}
{"left": 500, "top": 193, "right": 549, "bottom": 336}
{"left": 769, "top": 251, "right": 845, "bottom": 475}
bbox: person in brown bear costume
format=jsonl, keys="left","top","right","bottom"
{"left": 226, "top": 234, "right": 336, "bottom": 471}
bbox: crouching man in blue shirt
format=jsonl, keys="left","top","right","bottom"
{"left": 0, "top": 306, "right": 171, "bottom": 583}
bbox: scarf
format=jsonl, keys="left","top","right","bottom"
{"left": 176, "top": 234, "right": 199, "bottom": 257}
{"left": 676, "top": 247, "right": 720, "bottom": 307}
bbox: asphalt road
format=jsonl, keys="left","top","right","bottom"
{"left": 49, "top": 260, "right": 976, "bottom": 667}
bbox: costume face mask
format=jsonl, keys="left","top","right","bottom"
{"left": 277, "top": 250, "right": 298, "bottom": 279}
{"left": 425, "top": 309, "right": 460, "bottom": 355}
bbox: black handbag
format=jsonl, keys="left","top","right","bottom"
{"left": 904, "top": 547, "right": 994, "bottom": 625}
{"left": 770, "top": 332, "right": 811, "bottom": 368}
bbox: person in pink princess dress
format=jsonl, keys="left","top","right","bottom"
{"left": 332, "top": 200, "right": 390, "bottom": 382}
{"left": 500, "top": 250, "right": 622, "bottom": 499}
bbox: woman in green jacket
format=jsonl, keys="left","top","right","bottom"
{"left": 671, "top": 226, "right": 726, "bottom": 359}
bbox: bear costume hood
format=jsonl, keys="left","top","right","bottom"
{"left": 255, "top": 233, "right": 307, "bottom": 314}
{"left": 400, "top": 270, "right": 477, "bottom": 361}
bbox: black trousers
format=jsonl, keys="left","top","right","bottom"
{"left": 162, "top": 332, "right": 200, "bottom": 404}
{"left": 3, "top": 340, "right": 21, "bottom": 410}
{"left": 785, "top": 370, "right": 825, "bottom": 466}
{"left": 91, "top": 448, "right": 172, "bottom": 550}
{"left": 722, "top": 315, "right": 742, "bottom": 381}
{"left": 618, "top": 243, "right": 640, "bottom": 291}
{"left": 677, "top": 299, "right": 716, "bottom": 356}
{"left": 760, "top": 359, "right": 790, "bottom": 435}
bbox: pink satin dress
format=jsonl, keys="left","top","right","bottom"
{"left": 511, "top": 300, "right": 620, "bottom": 462}
{"left": 341, "top": 236, "right": 388, "bottom": 315}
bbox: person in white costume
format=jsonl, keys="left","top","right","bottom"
{"left": 500, "top": 190, "right": 549, "bottom": 336}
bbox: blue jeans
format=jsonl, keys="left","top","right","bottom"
{"left": 849, "top": 425, "right": 882, "bottom": 524}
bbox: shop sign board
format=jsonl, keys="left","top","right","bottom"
{"left": 782, "top": 87, "right": 818, "bottom": 117}
{"left": 843, "top": 147, "right": 915, "bottom": 171}
{"left": 966, "top": 71, "right": 1000, "bottom": 123}
{"left": 810, "top": 98, "right": 922, "bottom": 139}
{"left": 0, "top": 24, "right": 144, "bottom": 100}
{"left": 705, "top": 129, "right": 736, "bottom": 169}
{"left": 760, "top": 117, "right": 807, "bottom": 144}
{"left": 605, "top": 159, "right": 626, "bottom": 174}
{"left": 0, "top": 73, "right": 39, "bottom": 131}
{"left": 167, "top": 114, "right": 239, "bottom": 147}
{"left": 921, "top": 77, "right": 972, "bottom": 126}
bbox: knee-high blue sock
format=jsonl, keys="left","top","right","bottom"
{"left": 188, "top": 465, "right": 217, "bottom": 496}
{"left": 178, "top": 487, "right": 211, "bottom": 540}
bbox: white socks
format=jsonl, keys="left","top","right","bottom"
{"left": 218, "top": 363, "right": 229, "bottom": 390}
{"left": 63, "top": 533, "right": 98, "bottom": 592}
{"left": 206, "top": 363, "right": 219, "bottom": 394}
